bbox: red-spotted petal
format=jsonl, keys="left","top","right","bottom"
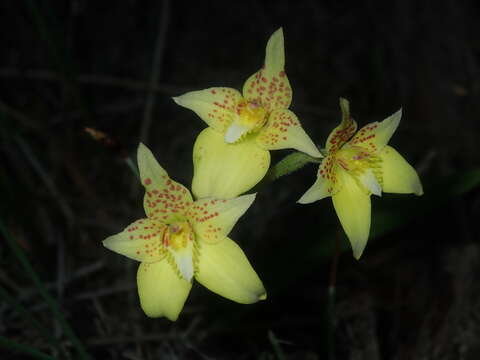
{"left": 256, "top": 109, "right": 321, "bottom": 157}
{"left": 173, "top": 88, "right": 242, "bottom": 134}
{"left": 103, "top": 218, "right": 166, "bottom": 262}
{"left": 187, "top": 194, "right": 256, "bottom": 244}
{"left": 242, "top": 28, "right": 292, "bottom": 112}
{"left": 137, "top": 143, "right": 193, "bottom": 223}
{"left": 349, "top": 109, "right": 401, "bottom": 154}
{"left": 325, "top": 98, "right": 357, "bottom": 153}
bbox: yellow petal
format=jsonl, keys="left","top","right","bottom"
{"left": 349, "top": 109, "right": 401, "bottom": 153}
{"left": 298, "top": 154, "right": 342, "bottom": 204}
{"left": 137, "top": 260, "right": 192, "bottom": 320}
{"left": 358, "top": 169, "right": 382, "bottom": 196}
{"left": 102, "top": 218, "right": 165, "bottom": 262}
{"left": 242, "top": 28, "right": 292, "bottom": 112}
{"left": 173, "top": 87, "right": 242, "bottom": 134}
{"left": 379, "top": 145, "right": 423, "bottom": 195}
{"left": 332, "top": 168, "right": 371, "bottom": 259}
{"left": 188, "top": 194, "right": 256, "bottom": 244}
{"left": 192, "top": 128, "right": 270, "bottom": 199}
{"left": 298, "top": 173, "right": 331, "bottom": 204}
{"left": 256, "top": 109, "right": 322, "bottom": 157}
{"left": 195, "top": 237, "right": 266, "bottom": 303}
{"left": 137, "top": 143, "right": 193, "bottom": 223}
{"left": 325, "top": 98, "right": 358, "bottom": 153}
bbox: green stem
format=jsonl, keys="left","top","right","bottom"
{"left": 0, "top": 335, "right": 56, "bottom": 360}
{"left": 253, "top": 151, "right": 322, "bottom": 192}
{"left": 0, "top": 221, "right": 92, "bottom": 359}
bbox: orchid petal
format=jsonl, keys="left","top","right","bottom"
{"left": 243, "top": 28, "right": 292, "bottom": 112}
{"left": 173, "top": 87, "right": 242, "bottom": 134}
{"left": 380, "top": 145, "right": 423, "bottom": 195}
{"left": 224, "top": 121, "right": 250, "bottom": 143}
{"left": 189, "top": 194, "right": 256, "bottom": 244}
{"left": 195, "top": 238, "right": 266, "bottom": 304}
{"left": 298, "top": 174, "right": 331, "bottom": 204}
{"left": 192, "top": 128, "right": 270, "bottom": 199}
{"left": 138, "top": 143, "right": 193, "bottom": 223}
{"left": 325, "top": 98, "right": 358, "bottom": 153}
{"left": 358, "top": 169, "right": 382, "bottom": 196}
{"left": 349, "top": 109, "right": 401, "bottom": 153}
{"left": 332, "top": 168, "right": 371, "bottom": 259}
{"left": 102, "top": 218, "right": 165, "bottom": 263}
{"left": 137, "top": 260, "right": 192, "bottom": 320}
{"left": 256, "top": 109, "right": 322, "bottom": 157}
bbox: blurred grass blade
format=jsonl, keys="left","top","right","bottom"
{"left": 0, "top": 335, "right": 55, "bottom": 360}
{"left": 23, "top": 0, "right": 90, "bottom": 120}
{"left": 0, "top": 221, "right": 92, "bottom": 359}
{"left": 0, "top": 285, "right": 62, "bottom": 351}
{"left": 125, "top": 156, "right": 140, "bottom": 179}
{"left": 451, "top": 168, "right": 480, "bottom": 195}
{"left": 16, "top": 136, "right": 74, "bottom": 223}
{"left": 268, "top": 331, "right": 286, "bottom": 360}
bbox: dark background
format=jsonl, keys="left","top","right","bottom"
{"left": 1, "top": 1, "right": 479, "bottom": 359}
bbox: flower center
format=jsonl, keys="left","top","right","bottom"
{"left": 335, "top": 145, "right": 383, "bottom": 196}
{"left": 238, "top": 101, "right": 267, "bottom": 129}
{"left": 335, "top": 146, "right": 372, "bottom": 175}
{"left": 224, "top": 101, "right": 268, "bottom": 143}
{"left": 162, "top": 221, "right": 196, "bottom": 281}
{"left": 162, "top": 221, "right": 194, "bottom": 251}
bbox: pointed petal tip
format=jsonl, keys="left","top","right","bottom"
{"left": 240, "top": 192, "right": 257, "bottom": 206}
{"left": 353, "top": 251, "right": 363, "bottom": 260}
{"left": 415, "top": 184, "right": 424, "bottom": 196}
{"left": 273, "top": 27, "right": 284, "bottom": 37}
{"left": 259, "top": 292, "right": 267, "bottom": 301}
{"left": 297, "top": 195, "right": 311, "bottom": 204}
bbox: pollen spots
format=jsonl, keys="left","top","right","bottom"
{"left": 186, "top": 200, "right": 221, "bottom": 224}
{"left": 350, "top": 122, "right": 380, "bottom": 152}
{"left": 258, "top": 109, "right": 299, "bottom": 147}
{"left": 244, "top": 68, "right": 292, "bottom": 112}
{"left": 124, "top": 219, "right": 166, "bottom": 259}
{"left": 328, "top": 118, "right": 357, "bottom": 152}
{"left": 204, "top": 88, "right": 240, "bottom": 132}
{"left": 144, "top": 178, "right": 152, "bottom": 185}
{"left": 143, "top": 176, "right": 193, "bottom": 221}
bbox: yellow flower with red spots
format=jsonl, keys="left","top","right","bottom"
{"left": 174, "top": 28, "right": 321, "bottom": 199}
{"left": 299, "top": 99, "right": 423, "bottom": 259}
{"left": 103, "top": 144, "right": 265, "bottom": 320}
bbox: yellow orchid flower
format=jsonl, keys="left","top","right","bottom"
{"left": 173, "top": 28, "right": 321, "bottom": 199}
{"left": 103, "top": 143, "right": 266, "bottom": 321}
{"left": 298, "top": 99, "right": 423, "bottom": 259}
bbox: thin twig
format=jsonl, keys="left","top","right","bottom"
{"left": 15, "top": 136, "right": 75, "bottom": 224}
{"left": 140, "top": 0, "right": 171, "bottom": 143}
